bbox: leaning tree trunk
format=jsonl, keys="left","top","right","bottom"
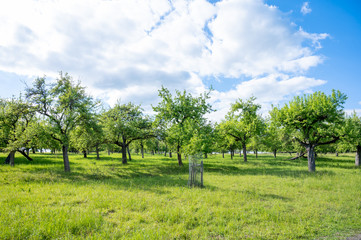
{"left": 355, "top": 145, "right": 361, "bottom": 167}
{"left": 62, "top": 145, "right": 71, "bottom": 172}
{"left": 307, "top": 145, "right": 316, "bottom": 172}
{"left": 177, "top": 145, "right": 183, "bottom": 166}
{"left": 242, "top": 143, "right": 247, "bottom": 162}
{"left": 18, "top": 150, "right": 33, "bottom": 161}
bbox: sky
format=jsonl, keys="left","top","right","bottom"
{"left": 0, "top": 0, "right": 360, "bottom": 122}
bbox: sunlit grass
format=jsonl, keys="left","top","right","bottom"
{"left": 0, "top": 151, "right": 360, "bottom": 239}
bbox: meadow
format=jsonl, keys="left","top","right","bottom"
{"left": 0, "top": 152, "right": 360, "bottom": 239}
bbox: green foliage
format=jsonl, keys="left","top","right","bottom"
{"left": 153, "top": 87, "right": 212, "bottom": 164}
{"left": 271, "top": 90, "right": 346, "bottom": 146}
{"left": 26, "top": 72, "right": 97, "bottom": 171}
{"left": 342, "top": 112, "right": 361, "bottom": 149}
{"left": 102, "top": 102, "right": 154, "bottom": 163}
{"left": 220, "top": 97, "right": 263, "bottom": 161}
{"left": 0, "top": 152, "right": 361, "bottom": 239}
{"left": 0, "top": 97, "right": 38, "bottom": 155}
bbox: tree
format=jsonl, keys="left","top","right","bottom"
{"left": 262, "top": 119, "right": 282, "bottom": 158}
{"left": 0, "top": 97, "right": 38, "bottom": 166}
{"left": 153, "top": 87, "right": 212, "bottom": 166}
{"left": 342, "top": 112, "right": 361, "bottom": 166}
{"left": 102, "top": 102, "right": 154, "bottom": 164}
{"left": 220, "top": 97, "right": 263, "bottom": 162}
{"left": 270, "top": 90, "right": 346, "bottom": 172}
{"left": 26, "top": 72, "right": 96, "bottom": 172}
{"left": 70, "top": 112, "right": 104, "bottom": 160}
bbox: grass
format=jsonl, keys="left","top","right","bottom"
{"left": 0, "top": 151, "right": 361, "bottom": 239}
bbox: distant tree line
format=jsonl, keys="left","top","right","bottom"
{"left": 1, "top": 72, "right": 360, "bottom": 172}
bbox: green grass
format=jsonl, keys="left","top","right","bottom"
{"left": 0, "top": 152, "right": 361, "bottom": 239}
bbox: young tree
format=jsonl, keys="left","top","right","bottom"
{"left": 26, "top": 72, "right": 96, "bottom": 172}
{"left": 153, "top": 87, "right": 212, "bottom": 166}
{"left": 270, "top": 90, "right": 346, "bottom": 172}
{"left": 220, "top": 97, "right": 263, "bottom": 162}
{"left": 102, "top": 102, "right": 154, "bottom": 164}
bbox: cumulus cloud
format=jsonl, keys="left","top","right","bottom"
{"left": 301, "top": 2, "right": 312, "bottom": 15}
{"left": 207, "top": 74, "right": 326, "bottom": 122}
{"left": 0, "top": 0, "right": 328, "bottom": 121}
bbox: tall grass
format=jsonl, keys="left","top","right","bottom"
{"left": 0, "top": 152, "right": 360, "bottom": 239}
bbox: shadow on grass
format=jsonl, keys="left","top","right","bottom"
{"left": 2, "top": 153, "right": 351, "bottom": 193}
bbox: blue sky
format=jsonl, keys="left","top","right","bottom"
{"left": 0, "top": 0, "right": 360, "bottom": 120}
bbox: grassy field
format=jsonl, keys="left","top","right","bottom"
{"left": 0, "top": 151, "right": 360, "bottom": 239}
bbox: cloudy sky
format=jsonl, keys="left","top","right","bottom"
{"left": 0, "top": 0, "right": 360, "bottom": 121}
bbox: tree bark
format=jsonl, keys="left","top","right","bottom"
{"left": 177, "top": 145, "right": 183, "bottom": 166}
{"left": 32, "top": 148, "right": 36, "bottom": 154}
{"left": 83, "top": 150, "right": 87, "bottom": 158}
{"left": 127, "top": 145, "right": 132, "bottom": 161}
{"left": 169, "top": 151, "right": 172, "bottom": 158}
{"left": 242, "top": 143, "right": 247, "bottom": 162}
{"left": 96, "top": 145, "right": 100, "bottom": 160}
{"left": 62, "top": 145, "right": 71, "bottom": 172}
{"left": 121, "top": 145, "right": 127, "bottom": 164}
{"left": 307, "top": 145, "right": 316, "bottom": 172}
{"left": 9, "top": 151, "right": 15, "bottom": 167}
{"left": 141, "top": 143, "right": 144, "bottom": 158}
{"left": 356, "top": 145, "right": 361, "bottom": 167}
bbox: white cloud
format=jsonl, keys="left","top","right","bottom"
{"left": 301, "top": 2, "right": 312, "bottom": 15}
{"left": 207, "top": 74, "right": 326, "bottom": 122}
{"left": 0, "top": 0, "right": 328, "bottom": 121}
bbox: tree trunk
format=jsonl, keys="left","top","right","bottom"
{"left": 127, "top": 145, "right": 131, "bottom": 161}
{"left": 108, "top": 149, "right": 110, "bottom": 155}
{"left": 62, "top": 145, "right": 71, "bottom": 172}
{"left": 336, "top": 152, "right": 339, "bottom": 157}
{"left": 18, "top": 150, "right": 33, "bottom": 161}
{"left": 307, "top": 145, "right": 316, "bottom": 172}
{"left": 169, "top": 151, "right": 172, "bottom": 158}
{"left": 230, "top": 149, "right": 233, "bottom": 160}
{"left": 177, "top": 145, "right": 183, "bottom": 166}
{"left": 273, "top": 149, "right": 277, "bottom": 158}
{"left": 9, "top": 151, "right": 15, "bottom": 167}
{"left": 356, "top": 145, "right": 361, "bottom": 166}
{"left": 242, "top": 143, "right": 247, "bottom": 162}
{"left": 83, "top": 150, "right": 87, "bottom": 158}
{"left": 26, "top": 148, "right": 30, "bottom": 156}
{"left": 222, "top": 151, "right": 224, "bottom": 158}
{"left": 204, "top": 152, "right": 208, "bottom": 159}
{"left": 121, "top": 145, "right": 127, "bottom": 164}
{"left": 255, "top": 149, "right": 258, "bottom": 159}
{"left": 32, "top": 148, "right": 36, "bottom": 154}
{"left": 141, "top": 144, "right": 144, "bottom": 158}
{"left": 96, "top": 145, "right": 100, "bottom": 160}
